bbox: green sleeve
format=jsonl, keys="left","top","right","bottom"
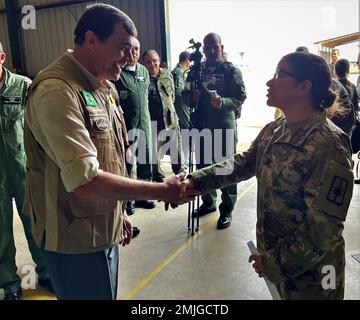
{"left": 221, "top": 67, "right": 246, "bottom": 112}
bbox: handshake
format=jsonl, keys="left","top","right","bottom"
{"left": 160, "top": 172, "right": 201, "bottom": 210}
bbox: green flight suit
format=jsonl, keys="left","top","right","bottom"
{"left": 172, "top": 64, "right": 191, "bottom": 165}
{"left": 0, "top": 68, "right": 47, "bottom": 294}
{"left": 195, "top": 60, "right": 246, "bottom": 217}
{"left": 114, "top": 63, "right": 152, "bottom": 181}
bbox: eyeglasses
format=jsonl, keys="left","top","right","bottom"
{"left": 273, "top": 69, "right": 300, "bottom": 81}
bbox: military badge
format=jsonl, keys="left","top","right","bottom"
{"left": 95, "top": 118, "right": 108, "bottom": 131}
{"left": 1, "top": 95, "right": 22, "bottom": 104}
{"left": 81, "top": 90, "right": 97, "bottom": 107}
{"left": 119, "top": 90, "right": 128, "bottom": 99}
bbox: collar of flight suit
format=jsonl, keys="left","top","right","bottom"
{"left": 272, "top": 110, "right": 327, "bottom": 147}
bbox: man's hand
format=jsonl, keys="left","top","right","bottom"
{"left": 122, "top": 212, "right": 133, "bottom": 246}
{"left": 211, "top": 93, "right": 222, "bottom": 109}
{"left": 163, "top": 176, "right": 200, "bottom": 211}
{"left": 248, "top": 253, "right": 265, "bottom": 278}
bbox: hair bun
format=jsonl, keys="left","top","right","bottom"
{"left": 322, "top": 89, "right": 337, "bottom": 108}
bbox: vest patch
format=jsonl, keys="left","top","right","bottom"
{"left": 1, "top": 95, "right": 22, "bottom": 104}
{"left": 81, "top": 90, "right": 97, "bottom": 107}
{"left": 95, "top": 118, "right": 109, "bottom": 131}
{"left": 119, "top": 90, "right": 128, "bottom": 100}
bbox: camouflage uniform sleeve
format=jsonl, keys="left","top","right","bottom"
{"left": 189, "top": 123, "right": 273, "bottom": 193}
{"left": 221, "top": 66, "right": 246, "bottom": 112}
{"left": 262, "top": 136, "right": 354, "bottom": 283}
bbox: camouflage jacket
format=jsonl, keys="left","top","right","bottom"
{"left": 190, "top": 111, "right": 354, "bottom": 298}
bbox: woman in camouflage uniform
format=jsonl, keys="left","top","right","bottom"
{"left": 183, "top": 52, "right": 354, "bottom": 299}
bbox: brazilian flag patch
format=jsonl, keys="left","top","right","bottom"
{"left": 81, "top": 90, "right": 97, "bottom": 107}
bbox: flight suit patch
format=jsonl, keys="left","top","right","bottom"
{"left": 119, "top": 90, "right": 128, "bottom": 99}
{"left": 81, "top": 90, "right": 97, "bottom": 107}
{"left": 1, "top": 95, "right": 22, "bottom": 104}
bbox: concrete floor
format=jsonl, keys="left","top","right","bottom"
{"left": 12, "top": 156, "right": 360, "bottom": 300}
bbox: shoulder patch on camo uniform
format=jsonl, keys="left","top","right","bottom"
{"left": 317, "top": 160, "right": 353, "bottom": 221}
{"left": 81, "top": 90, "right": 97, "bottom": 107}
{"left": 327, "top": 176, "right": 349, "bottom": 205}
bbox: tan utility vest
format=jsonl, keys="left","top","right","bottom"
{"left": 23, "top": 53, "right": 127, "bottom": 254}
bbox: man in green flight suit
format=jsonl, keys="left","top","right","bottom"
{"left": 192, "top": 33, "right": 246, "bottom": 229}
{"left": 172, "top": 51, "right": 191, "bottom": 165}
{"left": 0, "top": 42, "right": 52, "bottom": 300}
{"left": 114, "top": 38, "right": 156, "bottom": 223}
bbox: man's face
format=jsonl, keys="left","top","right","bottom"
{"left": 0, "top": 52, "right": 5, "bottom": 65}
{"left": 143, "top": 52, "right": 160, "bottom": 76}
{"left": 90, "top": 23, "right": 134, "bottom": 81}
{"left": 203, "top": 36, "right": 223, "bottom": 65}
{"left": 0, "top": 52, "right": 5, "bottom": 79}
{"left": 128, "top": 38, "right": 140, "bottom": 67}
{"left": 331, "top": 50, "right": 339, "bottom": 64}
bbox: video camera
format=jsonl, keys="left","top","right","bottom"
{"left": 186, "top": 39, "right": 203, "bottom": 83}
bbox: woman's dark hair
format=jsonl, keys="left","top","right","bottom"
{"left": 282, "top": 52, "right": 336, "bottom": 109}
{"left": 335, "top": 59, "right": 352, "bottom": 95}
{"left": 74, "top": 3, "right": 137, "bottom": 45}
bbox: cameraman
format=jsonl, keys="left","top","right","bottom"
{"left": 192, "top": 33, "right": 246, "bottom": 229}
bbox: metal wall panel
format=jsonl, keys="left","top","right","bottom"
{"left": 17, "top": 0, "right": 164, "bottom": 77}
{"left": 0, "top": 13, "right": 14, "bottom": 70}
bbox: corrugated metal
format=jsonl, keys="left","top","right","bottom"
{"left": 17, "top": 0, "right": 76, "bottom": 7}
{"left": 0, "top": 13, "right": 14, "bottom": 70}
{"left": 18, "top": 0, "right": 163, "bottom": 77}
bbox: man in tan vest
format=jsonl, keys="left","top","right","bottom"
{"left": 24, "top": 3, "right": 196, "bottom": 300}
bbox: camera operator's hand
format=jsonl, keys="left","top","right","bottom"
{"left": 211, "top": 93, "right": 222, "bottom": 109}
{"left": 192, "top": 89, "right": 201, "bottom": 102}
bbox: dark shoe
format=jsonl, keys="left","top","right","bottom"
{"left": 38, "top": 278, "right": 54, "bottom": 293}
{"left": 217, "top": 216, "right": 232, "bottom": 229}
{"left": 126, "top": 201, "right": 135, "bottom": 216}
{"left": 132, "top": 226, "right": 140, "bottom": 238}
{"left": 135, "top": 200, "right": 156, "bottom": 209}
{"left": 355, "top": 179, "right": 360, "bottom": 184}
{"left": 4, "top": 288, "right": 22, "bottom": 300}
{"left": 192, "top": 205, "right": 216, "bottom": 218}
